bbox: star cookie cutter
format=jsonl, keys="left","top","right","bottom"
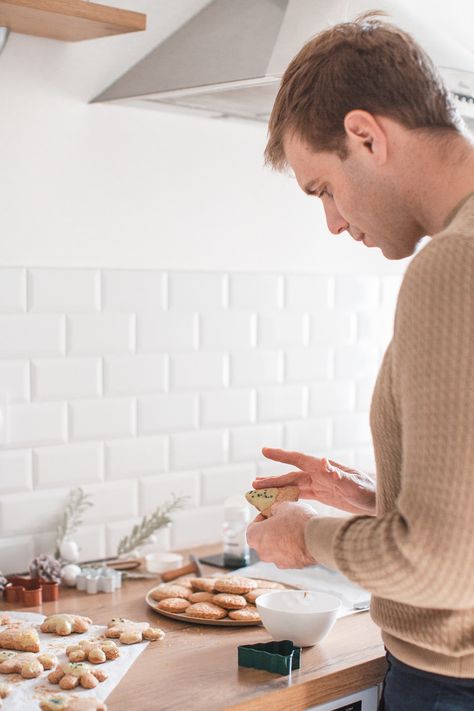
{"left": 238, "top": 640, "right": 301, "bottom": 675}
{"left": 4, "top": 576, "right": 60, "bottom": 607}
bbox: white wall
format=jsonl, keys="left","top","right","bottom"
{"left": 0, "top": 9, "right": 412, "bottom": 275}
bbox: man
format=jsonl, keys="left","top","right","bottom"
{"left": 246, "top": 13, "right": 474, "bottom": 710}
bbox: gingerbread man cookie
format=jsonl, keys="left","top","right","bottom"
{"left": 40, "top": 696, "right": 107, "bottom": 711}
{"left": 41, "top": 614, "right": 92, "bottom": 636}
{"left": 0, "top": 650, "right": 57, "bottom": 678}
{"left": 48, "top": 662, "right": 107, "bottom": 690}
{"left": 105, "top": 618, "right": 165, "bottom": 645}
{"left": 66, "top": 639, "right": 119, "bottom": 664}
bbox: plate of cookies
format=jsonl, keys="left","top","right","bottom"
{"left": 146, "top": 575, "right": 292, "bottom": 626}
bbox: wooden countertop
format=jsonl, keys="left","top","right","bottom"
{"left": 2, "top": 547, "right": 387, "bottom": 711}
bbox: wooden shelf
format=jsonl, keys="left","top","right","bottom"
{"left": 0, "top": 0, "right": 146, "bottom": 41}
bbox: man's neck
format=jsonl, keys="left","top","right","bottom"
{"left": 404, "top": 132, "right": 474, "bottom": 237}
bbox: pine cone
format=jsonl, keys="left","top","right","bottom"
{"left": 29, "top": 554, "right": 62, "bottom": 583}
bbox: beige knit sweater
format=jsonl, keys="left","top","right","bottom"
{"left": 305, "top": 192, "right": 474, "bottom": 678}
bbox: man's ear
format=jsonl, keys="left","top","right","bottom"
{"left": 344, "top": 110, "right": 388, "bottom": 165}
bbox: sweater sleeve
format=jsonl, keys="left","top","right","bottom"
{"left": 305, "top": 234, "right": 474, "bottom": 609}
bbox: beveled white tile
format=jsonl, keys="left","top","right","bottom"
{"left": 69, "top": 399, "right": 134, "bottom": 441}
{"left": 68, "top": 314, "right": 134, "bottom": 355}
{"left": 137, "top": 312, "right": 197, "bottom": 352}
{"left": 201, "top": 463, "right": 256, "bottom": 505}
{"left": 200, "top": 312, "right": 255, "bottom": 350}
{"left": 309, "top": 311, "right": 356, "bottom": 346}
{"left": 230, "top": 350, "right": 283, "bottom": 386}
{"left": 138, "top": 393, "right": 198, "bottom": 434}
{"left": 0, "top": 361, "right": 29, "bottom": 402}
{"left": 32, "top": 358, "right": 101, "bottom": 400}
{"left": 170, "top": 430, "right": 227, "bottom": 469}
{"left": 335, "top": 345, "right": 380, "bottom": 379}
{"left": 309, "top": 381, "right": 356, "bottom": 415}
{"left": 201, "top": 389, "right": 254, "bottom": 427}
{"left": 284, "top": 419, "right": 331, "bottom": 453}
{"left": 104, "top": 355, "right": 166, "bottom": 395}
{"left": 0, "top": 450, "right": 32, "bottom": 493}
{"left": 230, "top": 423, "right": 283, "bottom": 462}
{"left": 0, "top": 269, "right": 26, "bottom": 312}
{"left": 7, "top": 402, "right": 67, "bottom": 447}
{"left": 0, "top": 535, "right": 35, "bottom": 574}
{"left": 285, "top": 348, "right": 331, "bottom": 382}
{"left": 34, "top": 442, "right": 103, "bottom": 488}
{"left": 0, "top": 315, "right": 64, "bottom": 357}
{"left": 170, "top": 353, "right": 226, "bottom": 390}
{"left": 257, "top": 385, "right": 306, "bottom": 422}
{"left": 102, "top": 270, "right": 165, "bottom": 312}
{"left": 229, "top": 274, "right": 282, "bottom": 310}
{"left": 333, "top": 413, "right": 372, "bottom": 446}
{"left": 335, "top": 276, "right": 380, "bottom": 310}
{"left": 285, "top": 275, "right": 332, "bottom": 310}
{"left": 168, "top": 273, "right": 226, "bottom": 310}
{"left": 139, "top": 471, "right": 200, "bottom": 514}
{"left": 105, "top": 436, "right": 167, "bottom": 479}
{"left": 29, "top": 269, "right": 100, "bottom": 312}
{"left": 170, "top": 506, "right": 224, "bottom": 549}
{"left": 259, "top": 313, "right": 307, "bottom": 347}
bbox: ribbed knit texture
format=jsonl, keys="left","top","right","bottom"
{"left": 305, "top": 193, "right": 474, "bottom": 677}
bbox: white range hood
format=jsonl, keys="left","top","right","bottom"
{"left": 93, "top": 0, "right": 474, "bottom": 126}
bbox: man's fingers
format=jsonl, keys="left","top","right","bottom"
{"left": 262, "top": 446, "right": 316, "bottom": 470}
{"left": 252, "top": 471, "right": 301, "bottom": 489}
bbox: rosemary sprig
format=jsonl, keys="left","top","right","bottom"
{"left": 55, "top": 488, "right": 93, "bottom": 559}
{"left": 117, "top": 494, "right": 187, "bottom": 557}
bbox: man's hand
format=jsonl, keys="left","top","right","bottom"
{"left": 246, "top": 501, "right": 318, "bottom": 569}
{"left": 253, "top": 447, "right": 376, "bottom": 516}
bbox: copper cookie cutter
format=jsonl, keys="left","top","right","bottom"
{"left": 4, "top": 576, "right": 60, "bottom": 607}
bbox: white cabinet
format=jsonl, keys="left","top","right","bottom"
{"left": 306, "top": 684, "right": 379, "bottom": 710}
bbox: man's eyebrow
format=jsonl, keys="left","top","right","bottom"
{"left": 303, "top": 179, "right": 320, "bottom": 195}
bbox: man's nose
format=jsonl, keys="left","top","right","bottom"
{"left": 323, "top": 203, "right": 349, "bottom": 235}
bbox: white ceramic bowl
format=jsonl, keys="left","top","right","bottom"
{"left": 144, "top": 552, "right": 183, "bottom": 574}
{"left": 256, "top": 590, "right": 342, "bottom": 647}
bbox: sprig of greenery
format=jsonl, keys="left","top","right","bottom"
{"left": 117, "top": 494, "right": 187, "bottom": 557}
{"left": 55, "top": 488, "right": 93, "bottom": 559}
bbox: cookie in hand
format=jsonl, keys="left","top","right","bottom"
{"left": 245, "top": 486, "right": 299, "bottom": 518}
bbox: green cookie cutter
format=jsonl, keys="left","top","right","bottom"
{"left": 238, "top": 640, "right": 301, "bottom": 675}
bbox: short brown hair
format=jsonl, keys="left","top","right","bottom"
{"left": 265, "top": 12, "right": 460, "bottom": 170}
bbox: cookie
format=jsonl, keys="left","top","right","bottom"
{"left": 188, "top": 577, "right": 216, "bottom": 593}
{"left": 185, "top": 603, "right": 227, "bottom": 620}
{"left": 214, "top": 576, "right": 257, "bottom": 595}
{"left": 212, "top": 593, "right": 247, "bottom": 610}
{"left": 157, "top": 598, "right": 191, "bottom": 613}
{"left": 40, "top": 614, "right": 92, "bottom": 636}
{"left": 245, "top": 486, "right": 299, "bottom": 518}
{"left": 150, "top": 584, "right": 191, "bottom": 602}
{"left": 188, "top": 591, "right": 215, "bottom": 604}
{"left": 245, "top": 588, "right": 270, "bottom": 604}
{"left": 228, "top": 606, "right": 261, "bottom": 622}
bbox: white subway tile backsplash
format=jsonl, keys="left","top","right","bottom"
{"left": 285, "top": 275, "right": 332, "bottom": 310}
{"left": 170, "top": 430, "right": 227, "bottom": 470}
{"left": 201, "top": 389, "right": 254, "bottom": 427}
{"left": 201, "top": 463, "right": 256, "bottom": 505}
{"left": 230, "top": 350, "right": 283, "bottom": 386}
{"left": 138, "top": 393, "right": 198, "bottom": 434}
{"left": 230, "top": 423, "right": 283, "bottom": 462}
{"left": 333, "top": 413, "right": 372, "bottom": 447}
{"left": 168, "top": 272, "right": 225, "bottom": 310}
{"left": 170, "top": 506, "right": 225, "bottom": 549}
{"left": 68, "top": 314, "right": 134, "bottom": 355}
{"left": 335, "top": 276, "right": 380, "bottom": 310}
{"left": 139, "top": 471, "right": 200, "bottom": 515}
{"left": 357, "top": 311, "right": 394, "bottom": 346}
{"left": 70, "top": 399, "right": 134, "bottom": 441}
{"left": 29, "top": 269, "right": 99, "bottom": 312}
{"left": 0, "top": 535, "right": 35, "bottom": 574}
{"left": 229, "top": 274, "right": 282, "bottom": 311}
{"left": 335, "top": 345, "right": 380, "bottom": 379}
{"left": 0, "top": 361, "right": 29, "bottom": 402}
{"left": 170, "top": 352, "right": 226, "bottom": 390}
{"left": 0, "top": 266, "right": 400, "bottom": 560}
{"left": 104, "top": 355, "right": 166, "bottom": 395}
{"left": 102, "top": 270, "right": 165, "bottom": 312}
{"left": 310, "top": 311, "right": 356, "bottom": 346}
{"left": 259, "top": 313, "right": 307, "bottom": 347}
{"left": 137, "top": 313, "right": 197, "bottom": 352}
{"left": 284, "top": 419, "right": 331, "bottom": 453}
{"left": 34, "top": 443, "right": 103, "bottom": 488}
{"left": 0, "top": 450, "right": 32, "bottom": 493}
{"left": 105, "top": 436, "right": 167, "bottom": 479}
{"left": 258, "top": 385, "right": 306, "bottom": 422}
{"left": 0, "top": 269, "right": 26, "bottom": 312}
{"left": 81, "top": 481, "right": 138, "bottom": 524}
{"left": 356, "top": 377, "right": 377, "bottom": 411}
{"left": 285, "top": 348, "right": 331, "bottom": 382}
{"left": 200, "top": 312, "right": 255, "bottom": 350}
{"left": 0, "top": 488, "right": 69, "bottom": 535}
{"left": 309, "top": 381, "right": 356, "bottom": 415}
{"left": 105, "top": 518, "right": 171, "bottom": 558}
{"left": 32, "top": 358, "right": 101, "bottom": 400}
{"left": 0, "top": 315, "right": 64, "bottom": 357}
{"left": 7, "top": 402, "right": 67, "bottom": 447}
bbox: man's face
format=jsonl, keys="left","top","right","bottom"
{"left": 283, "top": 131, "right": 423, "bottom": 259}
